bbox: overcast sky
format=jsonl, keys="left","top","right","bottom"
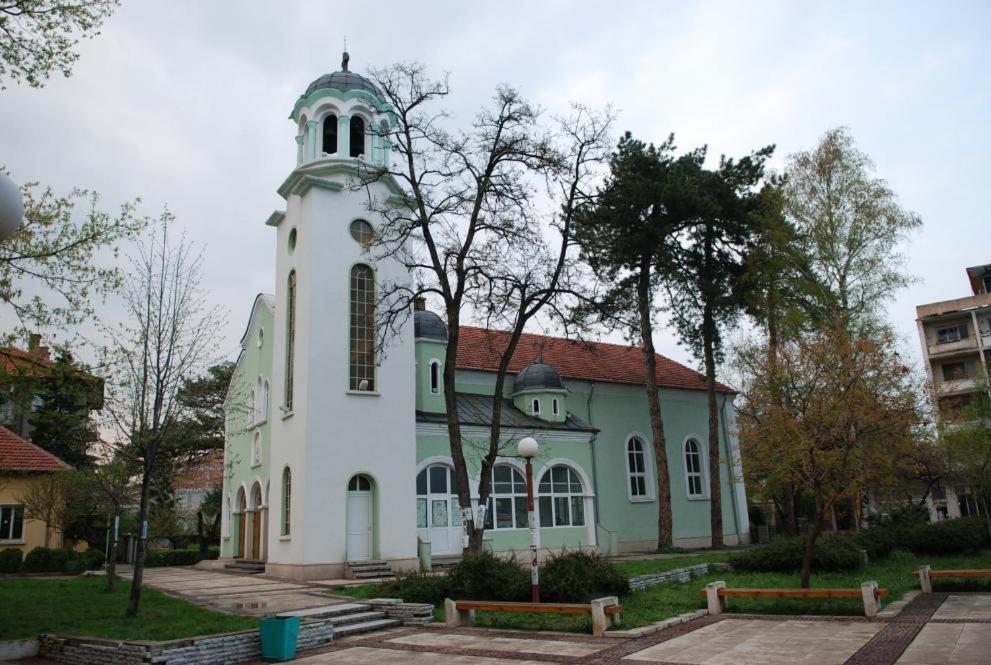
{"left": 1, "top": 0, "right": 988, "bottom": 372}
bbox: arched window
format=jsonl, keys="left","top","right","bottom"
{"left": 531, "top": 398, "right": 540, "bottom": 415}
{"left": 255, "top": 377, "right": 263, "bottom": 421}
{"left": 285, "top": 271, "right": 296, "bottom": 410}
{"left": 684, "top": 438, "right": 705, "bottom": 498}
{"left": 252, "top": 431, "right": 261, "bottom": 466}
{"left": 348, "top": 475, "right": 372, "bottom": 492}
{"left": 249, "top": 387, "right": 256, "bottom": 423}
{"left": 349, "top": 116, "right": 365, "bottom": 157}
{"left": 281, "top": 467, "right": 291, "bottom": 536}
{"left": 538, "top": 465, "right": 585, "bottom": 527}
{"left": 627, "top": 435, "right": 648, "bottom": 499}
{"left": 349, "top": 264, "right": 375, "bottom": 391}
{"left": 322, "top": 114, "right": 338, "bottom": 154}
{"left": 552, "top": 398, "right": 559, "bottom": 416}
{"left": 416, "top": 464, "right": 453, "bottom": 530}
{"left": 263, "top": 380, "right": 270, "bottom": 420}
{"left": 484, "top": 465, "right": 527, "bottom": 530}
{"left": 429, "top": 360, "right": 440, "bottom": 394}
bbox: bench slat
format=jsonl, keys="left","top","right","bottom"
{"left": 453, "top": 600, "right": 622, "bottom": 615}
{"left": 698, "top": 588, "right": 888, "bottom": 599}
{"left": 914, "top": 570, "right": 991, "bottom": 579}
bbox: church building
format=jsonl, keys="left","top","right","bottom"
{"left": 219, "top": 56, "right": 750, "bottom": 580}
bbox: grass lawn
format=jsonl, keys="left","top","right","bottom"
{"left": 0, "top": 575, "right": 258, "bottom": 641}
{"left": 330, "top": 549, "right": 991, "bottom": 633}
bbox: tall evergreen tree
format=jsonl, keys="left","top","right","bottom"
{"left": 665, "top": 146, "right": 772, "bottom": 548}
{"left": 575, "top": 133, "right": 702, "bottom": 549}
{"left": 27, "top": 349, "right": 100, "bottom": 468}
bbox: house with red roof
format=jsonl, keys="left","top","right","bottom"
{"left": 0, "top": 424, "right": 71, "bottom": 553}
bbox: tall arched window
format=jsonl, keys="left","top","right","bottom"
{"left": 684, "top": 438, "right": 705, "bottom": 498}
{"left": 255, "top": 377, "right": 263, "bottom": 421}
{"left": 538, "top": 465, "right": 585, "bottom": 527}
{"left": 252, "top": 431, "right": 261, "bottom": 466}
{"left": 285, "top": 271, "right": 296, "bottom": 410}
{"left": 281, "top": 467, "right": 291, "bottom": 536}
{"left": 249, "top": 387, "right": 256, "bottom": 423}
{"left": 350, "top": 264, "right": 375, "bottom": 391}
{"left": 349, "top": 116, "right": 365, "bottom": 157}
{"left": 322, "top": 114, "right": 338, "bottom": 154}
{"left": 484, "top": 465, "right": 527, "bottom": 530}
{"left": 627, "top": 435, "right": 649, "bottom": 499}
{"left": 429, "top": 360, "right": 440, "bottom": 394}
{"left": 263, "top": 380, "right": 270, "bottom": 420}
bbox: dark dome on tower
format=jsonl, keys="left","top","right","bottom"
{"left": 414, "top": 310, "right": 448, "bottom": 341}
{"left": 303, "top": 51, "right": 381, "bottom": 98}
{"left": 513, "top": 356, "right": 565, "bottom": 393}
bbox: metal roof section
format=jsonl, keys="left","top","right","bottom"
{"left": 414, "top": 310, "right": 448, "bottom": 341}
{"left": 415, "top": 392, "right": 596, "bottom": 433}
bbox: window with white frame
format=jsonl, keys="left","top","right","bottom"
{"left": 263, "top": 380, "right": 270, "bottom": 420}
{"left": 627, "top": 435, "right": 649, "bottom": 499}
{"left": 484, "top": 465, "right": 527, "bottom": 529}
{"left": 281, "top": 467, "right": 291, "bottom": 536}
{"left": 552, "top": 398, "right": 559, "bottom": 416}
{"left": 0, "top": 504, "right": 25, "bottom": 541}
{"left": 285, "top": 270, "right": 296, "bottom": 410}
{"left": 684, "top": 438, "right": 705, "bottom": 498}
{"left": 416, "top": 464, "right": 456, "bottom": 530}
{"left": 531, "top": 398, "right": 540, "bottom": 415}
{"left": 429, "top": 360, "right": 440, "bottom": 394}
{"left": 538, "top": 465, "right": 585, "bottom": 527}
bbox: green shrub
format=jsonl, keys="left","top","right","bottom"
{"left": 858, "top": 527, "right": 898, "bottom": 560}
{"left": 858, "top": 517, "right": 988, "bottom": 559}
{"left": 379, "top": 570, "right": 452, "bottom": 604}
{"left": 446, "top": 551, "right": 529, "bottom": 602}
{"left": 144, "top": 548, "right": 201, "bottom": 567}
{"left": 729, "top": 533, "right": 863, "bottom": 573}
{"left": 0, "top": 548, "right": 23, "bottom": 573}
{"left": 540, "top": 550, "right": 629, "bottom": 602}
{"left": 22, "top": 547, "right": 80, "bottom": 573}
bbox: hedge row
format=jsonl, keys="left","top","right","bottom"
{"left": 730, "top": 533, "right": 865, "bottom": 572}
{"left": 378, "top": 550, "right": 629, "bottom": 604}
{"left": 144, "top": 546, "right": 220, "bottom": 567}
{"left": 0, "top": 546, "right": 106, "bottom": 573}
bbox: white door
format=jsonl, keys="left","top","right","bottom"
{"left": 346, "top": 477, "right": 373, "bottom": 561}
{"left": 417, "top": 465, "right": 461, "bottom": 555}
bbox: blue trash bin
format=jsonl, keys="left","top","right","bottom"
{"left": 260, "top": 615, "right": 300, "bottom": 661}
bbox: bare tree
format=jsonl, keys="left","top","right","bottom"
{"left": 362, "top": 63, "right": 612, "bottom": 552}
{"left": 89, "top": 457, "right": 135, "bottom": 591}
{"left": 101, "top": 216, "right": 223, "bottom": 616}
{"left": 17, "top": 469, "right": 77, "bottom": 547}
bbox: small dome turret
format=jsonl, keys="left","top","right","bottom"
{"left": 303, "top": 51, "right": 381, "bottom": 98}
{"left": 513, "top": 356, "right": 565, "bottom": 394}
{"left": 414, "top": 310, "right": 448, "bottom": 342}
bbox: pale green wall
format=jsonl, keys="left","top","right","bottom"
{"left": 222, "top": 299, "right": 275, "bottom": 558}
{"left": 415, "top": 340, "right": 447, "bottom": 413}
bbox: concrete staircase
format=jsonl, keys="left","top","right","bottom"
{"left": 431, "top": 555, "right": 461, "bottom": 573}
{"left": 278, "top": 602, "right": 401, "bottom": 638}
{"left": 346, "top": 559, "right": 394, "bottom": 580}
{"left": 224, "top": 559, "right": 266, "bottom": 574}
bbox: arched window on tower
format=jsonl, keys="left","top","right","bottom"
{"left": 285, "top": 271, "right": 296, "bottom": 410}
{"left": 350, "top": 264, "right": 375, "bottom": 391}
{"left": 349, "top": 116, "right": 365, "bottom": 158}
{"left": 429, "top": 360, "right": 440, "bottom": 394}
{"left": 281, "top": 467, "right": 291, "bottom": 536}
{"left": 322, "top": 114, "right": 338, "bottom": 154}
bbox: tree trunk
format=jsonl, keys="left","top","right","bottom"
{"left": 106, "top": 511, "right": 118, "bottom": 593}
{"left": 637, "top": 259, "right": 673, "bottom": 549}
{"left": 784, "top": 483, "right": 798, "bottom": 536}
{"left": 703, "top": 302, "right": 723, "bottom": 549}
{"left": 830, "top": 504, "right": 838, "bottom": 532}
{"left": 799, "top": 524, "right": 822, "bottom": 589}
{"left": 197, "top": 511, "right": 207, "bottom": 557}
{"left": 126, "top": 472, "right": 151, "bottom": 617}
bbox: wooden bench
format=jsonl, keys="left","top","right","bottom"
{"left": 444, "top": 597, "right": 623, "bottom": 637}
{"left": 914, "top": 566, "right": 991, "bottom": 594}
{"left": 700, "top": 581, "right": 889, "bottom": 618}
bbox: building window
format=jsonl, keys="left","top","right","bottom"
{"left": 249, "top": 387, "right": 256, "bottom": 423}
{"left": 281, "top": 467, "right": 291, "bottom": 536}
{"left": 263, "top": 380, "right": 270, "bottom": 420}
{"left": 288, "top": 228, "right": 297, "bottom": 254}
{"left": 538, "top": 465, "right": 585, "bottom": 527}
{"left": 285, "top": 271, "right": 296, "bottom": 410}
{"left": 552, "top": 398, "right": 559, "bottom": 416}
{"left": 252, "top": 432, "right": 261, "bottom": 466}
{"left": 531, "top": 398, "right": 540, "bottom": 415}
{"left": 0, "top": 504, "right": 24, "bottom": 541}
{"left": 348, "top": 475, "right": 372, "bottom": 492}
{"left": 350, "top": 219, "right": 374, "bottom": 246}
{"left": 942, "top": 361, "right": 969, "bottom": 381}
{"left": 684, "top": 439, "right": 705, "bottom": 498}
{"left": 484, "top": 465, "right": 527, "bottom": 530}
{"left": 349, "top": 116, "right": 365, "bottom": 157}
{"left": 257, "top": 327, "right": 264, "bottom": 348}
{"left": 984, "top": 274, "right": 991, "bottom": 294}
{"left": 255, "top": 377, "right": 263, "bottom": 422}
{"left": 936, "top": 324, "right": 969, "bottom": 344}
{"left": 350, "top": 264, "right": 375, "bottom": 391}
{"left": 627, "top": 435, "right": 649, "bottom": 499}
{"left": 416, "top": 465, "right": 455, "bottom": 530}
{"left": 429, "top": 361, "right": 440, "bottom": 394}
{"left": 322, "top": 114, "right": 338, "bottom": 154}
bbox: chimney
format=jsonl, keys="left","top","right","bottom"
{"left": 27, "top": 334, "right": 50, "bottom": 361}
{"left": 413, "top": 297, "right": 426, "bottom": 312}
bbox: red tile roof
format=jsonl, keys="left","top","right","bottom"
{"left": 173, "top": 450, "right": 225, "bottom": 490}
{"left": 0, "top": 425, "right": 71, "bottom": 472}
{"left": 456, "top": 327, "right": 734, "bottom": 393}
{"left": 1, "top": 347, "right": 54, "bottom": 377}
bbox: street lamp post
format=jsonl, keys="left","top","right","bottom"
{"left": 518, "top": 436, "right": 540, "bottom": 603}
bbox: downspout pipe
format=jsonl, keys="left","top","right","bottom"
{"left": 586, "top": 382, "right": 602, "bottom": 549}
{"left": 720, "top": 392, "right": 742, "bottom": 541}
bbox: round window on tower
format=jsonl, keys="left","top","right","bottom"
{"left": 288, "top": 227, "right": 297, "bottom": 254}
{"left": 349, "top": 219, "right": 373, "bottom": 246}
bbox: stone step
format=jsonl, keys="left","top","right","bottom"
{"left": 326, "top": 611, "right": 388, "bottom": 626}
{"left": 353, "top": 570, "right": 393, "bottom": 579}
{"left": 332, "top": 618, "right": 402, "bottom": 638}
{"left": 224, "top": 561, "right": 265, "bottom": 574}
{"left": 348, "top": 559, "right": 387, "bottom": 567}
{"left": 278, "top": 603, "right": 372, "bottom": 620}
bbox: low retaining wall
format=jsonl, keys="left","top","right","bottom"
{"left": 629, "top": 561, "right": 731, "bottom": 590}
{"left": 40, "top": 619, "right": 334, "bottom": 665}
{"left": 368, "top": 598, "right": 434, "bottom": 625}
{"left": 0, "top": 639, "right": 39, "bottom": 660}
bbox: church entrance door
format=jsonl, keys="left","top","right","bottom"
{"left": 416, "top": 464, "right": 460, "bottom": 556}
{"left": 346, "top": 475, "right": 373, "bottom": 561}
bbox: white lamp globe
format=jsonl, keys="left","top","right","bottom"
{"left": 0, "top": 173, "right": 24, "bottom": 241}
{"left": 517, "top": 436, "right": 539, "bottom": 459}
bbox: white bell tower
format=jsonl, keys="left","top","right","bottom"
{"left": 265, "top": 53, "right": 418, "bottom": 579}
